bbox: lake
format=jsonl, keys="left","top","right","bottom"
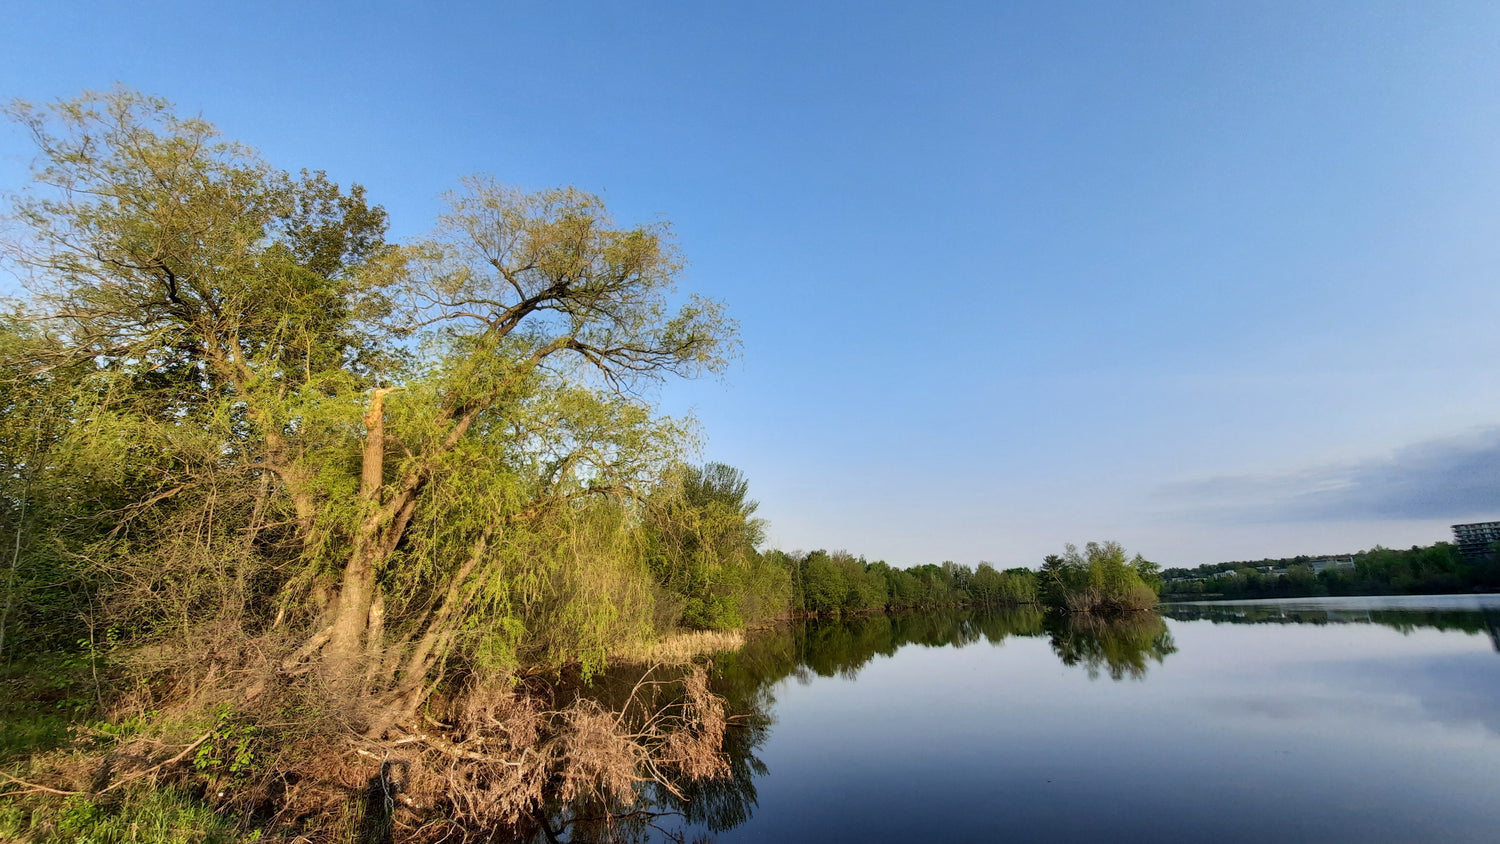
{"left": 621, "top": 595, "right": 1500, "bottom": 843}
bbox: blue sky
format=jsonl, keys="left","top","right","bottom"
{"left": 5, "top": 1, "right": 1500, "bottom": 567}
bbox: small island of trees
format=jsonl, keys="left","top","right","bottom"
{"left": 1039, "top": 541, "right": 1162, "bottom": 613}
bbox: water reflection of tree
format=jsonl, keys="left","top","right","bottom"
{"left": 548, "top": 608, "right": 1176, "bottom": 841}
{"left": 1163, "top": 603, "right": 1500, "bottom": 651}
{"left": 781, "top": 606, "right": 1053, "bottom": 682}
{"left": 645, "top": 707, "right": 767, "bottom": 836}
{"left": 640, "top": 639, "right": 785, "bottom": 838}
{"left": 524, "top": 659, "right": 767, "bottom": 844}
{"left": 1044, "top": 613, "right": 1177, "bottom": 681}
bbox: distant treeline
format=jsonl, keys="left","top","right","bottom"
{"left": 1160, "top": 542, "right": 1500, "bottom": 599}
{"left": 757, "top": 551, "right": 1038, "bottom": 617}
{"left": 1161, "top": 602, "right": 1500, "bottom": 648}
{"left": 731, "top": 539, "right": 1160, "bottom": 623}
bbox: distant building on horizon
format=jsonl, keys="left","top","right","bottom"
{"left": 1307, "top": 557, "right": 1355, "bottom": 574}
{"left": 1451, "top": 521, "right": 1500, "bottom": 561}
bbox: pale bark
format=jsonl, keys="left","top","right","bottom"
{"left": 362, "top": 588, "right": 385, "bottom": 689}
{"left": 324, "top": 389, "right": 390, "bottom": 678}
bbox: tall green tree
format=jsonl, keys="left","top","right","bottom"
{"left": 645, "top": 462, "right": 785, "bottom": 629}
{"left": 1, "top": 89, "right": 737, "bottom": 726}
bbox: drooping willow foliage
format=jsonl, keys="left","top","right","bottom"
{"left": 0, "top": 88, "right": 794, "bottom": 840}
{"left": 0, "top": 88, "right": 763, "bottom": 716}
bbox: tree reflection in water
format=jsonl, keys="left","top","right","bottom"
{"left": 541, "top": 600, "right": 1500, "bottom": 842}
{"left": 1162, "top": 601, "right": 1500, "bottom": 651}
{"left": 1044, "top": 612, "right": 1177, "bottom": 680}
{"left": 539, "top": 607, "right": 1176, "bottom": 841}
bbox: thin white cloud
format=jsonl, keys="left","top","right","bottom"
{"left": 1159, "top": 427, "right": 1500, "bottom": 524}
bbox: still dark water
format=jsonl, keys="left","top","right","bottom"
{"left": 633, "top": 595, "right": 1500, "bottom": 843}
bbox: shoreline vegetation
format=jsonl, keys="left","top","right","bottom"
{"left": 1160, "top": 542, "right": 1500, "bottom": 601}
{"left": 0, "top": 88, "right": 1489, "bottom": 842}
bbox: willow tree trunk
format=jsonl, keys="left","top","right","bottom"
{"left": 324, "top": 389, "right": 391, "bottom": 681}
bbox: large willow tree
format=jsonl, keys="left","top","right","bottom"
{"left": 0, "top": 90, "right": 735, "bottom": 730}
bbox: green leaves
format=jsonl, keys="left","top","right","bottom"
{"left": 2, "top": 87, "right": 748, "bottom": 702}
{"left": 1041, "top": 541, "right": 1160, "bottom": 613}
{"left": 642, "top": 463, "right": 782, "bottom": 630}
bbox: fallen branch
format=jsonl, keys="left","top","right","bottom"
{"left": 388, "top": 729, "right": 527, "bottom": 768}
{"left": 0, "top": 772, "right": 81, "bottom": 796}
{"left": 0, "top": 726, "right": 227, "bottom": 799}
{"left": 281, "top": 626, "right": 334, "bottom": 671}
{"left": 98, "top": 727, "right": 218, "bottom": 794}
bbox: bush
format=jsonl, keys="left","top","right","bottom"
{"left": 1040, "top": 542, "right": 1160, "bottom": 614}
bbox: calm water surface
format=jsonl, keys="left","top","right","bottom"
{"left": 641, "top": 595, "right": 1500, "bottom": 843}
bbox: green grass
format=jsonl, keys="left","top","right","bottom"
{"left": 0, "top": 657, "right": 253, "bottom": 844}
{"left": 0, "top": 651, "right": 101, "bottom": 763}
{"left": 0, "top": 712, "right": 70, "bottom": 762}
{"left": 0, "top": 787, "right": 249, "bottom": 844}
